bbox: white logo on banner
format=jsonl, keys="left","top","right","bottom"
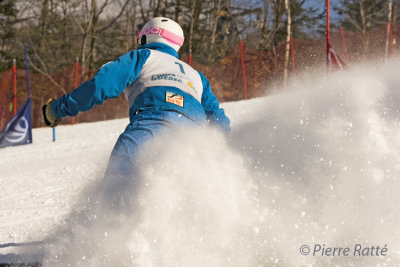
{"left": 5, "top": 117, "right": 29, "bottom": 143}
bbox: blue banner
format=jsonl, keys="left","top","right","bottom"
{"left": 0, "top": 98, "right": 32, "bottom": 148}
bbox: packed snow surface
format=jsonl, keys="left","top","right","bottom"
{"left": 1, "top": 58, "right": 400, "bottom": 266}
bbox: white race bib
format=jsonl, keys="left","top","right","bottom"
{"left": 124, "top": 50, "right": 203, "bottom": 108}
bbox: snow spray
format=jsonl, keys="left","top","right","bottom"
{"left": 40, "top": 57, "right": 400, "bottom": 266}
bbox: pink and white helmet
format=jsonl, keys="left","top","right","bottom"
{"left": 137, "top": 17, "right": 184, "bottom": 52}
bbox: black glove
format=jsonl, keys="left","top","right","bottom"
{"left": 42, "top": 98, "right": 61, "bottom": 127}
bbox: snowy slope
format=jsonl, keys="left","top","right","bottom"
{"left": 1, "top": 58, "right": 400, "bottom": 266}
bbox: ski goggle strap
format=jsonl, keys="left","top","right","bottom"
{"left": 137, "top": 26, "right": 184, "bottom": 46}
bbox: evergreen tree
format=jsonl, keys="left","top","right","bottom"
{"left": 0, "top": 0, "right": 17, "bottom": 70}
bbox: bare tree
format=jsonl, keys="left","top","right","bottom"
{"left": 0, "top": 0, "right": 18, "bottom": 67}
{"left": 335, "top": 0, "right": 387, "bottom": 56}
{"left": 385, "top": 0, "right": 393, "bottom": 58}
{"left": 257, "top": 0, "right": 272, "bottom": 49}
{"left": 209, "top": 0, "right": 225, "bottom": 57}
{"left": 188, "top": 0, "right": 197, "bottom": 58}
{"left": 154, "top": 0, "right": 164, "bottom": 17}
{"left": 283, "top": 0, "right": 291, "bottom": 87}
{"left": 68, "top": 0, "right": 130, "bottom": 69}
{"left": 123, "top": 0, "right": 138, "bottom": 51}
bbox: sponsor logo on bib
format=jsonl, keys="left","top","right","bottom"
{"left": 166, "top": 91, "right": 184, "bottom": 107}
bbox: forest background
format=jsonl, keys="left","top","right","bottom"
{"left": 0, "top": 0, "right": 399, "bottom": 127}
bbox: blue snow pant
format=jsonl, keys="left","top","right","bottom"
{"left": 98, "top": 110, "right": 198, "bottom": 212}
{"left": 105, "top": 110, "right": 199, "bottom": 178}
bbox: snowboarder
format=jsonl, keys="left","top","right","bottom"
{"left": 42, "top": 17, "right": 230, "bottom": 177}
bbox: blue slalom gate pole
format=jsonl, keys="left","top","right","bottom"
{"left": 52, "top": 127, "right": 56, "bottom": 142}
{"left": 24, "top": 45, "right": 31, "bottom": 98}
{"left": 24, "top": 44, "right": 33, "bottom": 144}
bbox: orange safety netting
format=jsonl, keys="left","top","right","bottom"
{"left": 0, "top": 24, "right": 398, "bottom": 130}
{"left": 0, "top": 69, "right": 14, "bottom": 131}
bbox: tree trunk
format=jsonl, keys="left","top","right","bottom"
{"left": 359, "top": 0, "right": 370, "bottom": 56}
{"left": 385, "top": 0, "right": 393, "bottom": 59}
{"left": 154, "top": 0, "right": 164, "bottom": 17}
{"left": 209, "top": 0, "right": 223, "bottom": 62}
{"left": 132, "top": 3, "right": 137, "bottom": 49}
{"left": 80, "top": 0, "right": 98, "bottom": 70}
{"left": 259, "top": 0, "right": 271, "bottom": 49}
{"left": 124, "top": 6, "right": 131, "bottom": 51}
{"left": 138, "top": 0, "right": 148, "bottom": 23}
{"left": 39, "top": 0, "right": 49, "bottom": 34}
{"left": 189, "top": 0, "right": 197, "bottom": 57}
{"left": 271, "top": 0, "right": 285, "bottom": 47}
{"left": 283, "top": 0, "right": 291, "bottom": 87}
{"left": 175, "top": 0, "right": 182, "bottom": 25}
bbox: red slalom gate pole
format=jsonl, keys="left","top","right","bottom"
{"left": 12, "top": 59, "right": 17, "bottom": 116}
{"left": 72, "top": 57, "right": 79, "bottom": 125}
{"left": 340, "top": 27, "right": 350, "bottom": 61}
{"left": 239, "top": 40, "right": 248, "bottom": 99}
{"left": 326, "top": 0, "right": 330, "bottom": 69}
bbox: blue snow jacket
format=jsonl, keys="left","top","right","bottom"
{"left": 51, "top": 43, "right": 230, "bottom": 132}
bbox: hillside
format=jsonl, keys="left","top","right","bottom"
{"left": 1, "top": 57, "right": 400, "bottom": 266}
